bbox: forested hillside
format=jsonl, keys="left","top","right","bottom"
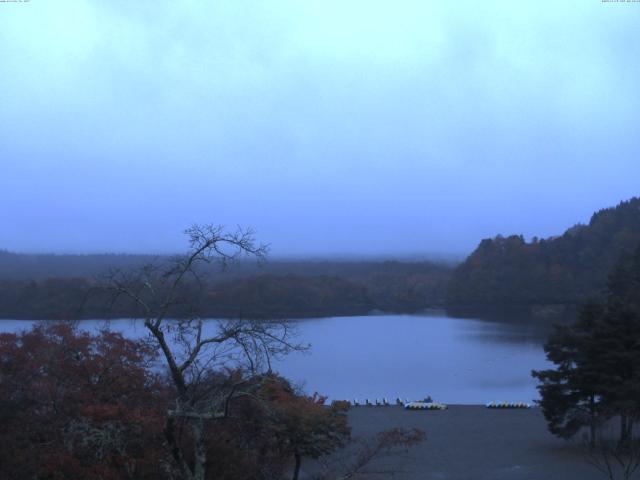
{"left": 0, "top": 260, "right": 452, "bottom": 319}
{"left": 447, "top": 197, "right": 640, "bottom": 306}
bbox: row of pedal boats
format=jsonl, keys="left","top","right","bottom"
{"left": 349, "top": 398, "right": 532, "bottom": 410}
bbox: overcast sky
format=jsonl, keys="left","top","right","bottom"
{"left": 1, "top": 1, "right": 639, "bottom": 257}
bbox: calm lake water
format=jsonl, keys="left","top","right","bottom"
{"left": 0, "top": 313, "right": 552, "bottom": 404}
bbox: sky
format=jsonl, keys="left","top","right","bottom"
{"left": 1, "top": 1, "right": 639, "bottom": 257}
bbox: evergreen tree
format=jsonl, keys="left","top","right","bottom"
{"left": 596, "top": 246, "right": 640, "bottom": 447}
{"left": 533, "top": 245, "right": 640, "bottom": 447}
{"left": 532, "top": 303, "right": 606, "bottom": 446}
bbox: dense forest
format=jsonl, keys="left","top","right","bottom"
{"left": 0, "top": 258, "right": 452, "bottom": 320}
{"left": 447, "top": 197, "right": 640, "bottom": 308}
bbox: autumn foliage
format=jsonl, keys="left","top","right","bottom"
{"left": 0, "top": 323, "right": 166, "bottom": 479}
{"left": 0, "top": 324, "right": 364, "bottom": 479}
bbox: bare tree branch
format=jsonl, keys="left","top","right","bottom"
{"left": 102, "top": 224, "right": 303, "bottom": 480}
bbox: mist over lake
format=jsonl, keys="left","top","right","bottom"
{"left": 0, "top": 313, "right": 550, "bottom": 404}
{"left": 3, "top": 1, "right": 640, "bottom": 477}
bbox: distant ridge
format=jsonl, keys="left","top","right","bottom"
{"left": 0, "top": 249, "right": 455, "bottom": 281}
{"left": 447, "top": 197, "right": 640, "bottom": 307}
{"left": 0, "top": 251, "right": 158, "bottom": 280}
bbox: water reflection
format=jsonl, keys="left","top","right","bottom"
{"left": 456, "top": 321, "right": 552, "bottom": 346}
{"left": 274, "top": 313, "right": 552, "bottom": 404}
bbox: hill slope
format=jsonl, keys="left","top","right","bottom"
{"left": 447, "top": 197, "right": 640, "bottom": 306}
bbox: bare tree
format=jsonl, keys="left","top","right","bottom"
{"left": 312, "top": 428, "right": 426, "bottom": 480}
{"left": 106, "top": 224, "right": 306, "bottom": 480}
{"left": 585, "top": 437, "right": 640, "bottom": 480}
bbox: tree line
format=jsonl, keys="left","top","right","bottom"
{"left": 0, "top": 264, "right": 452, "bottom": 320}
{"left": 4, "top": 198, "right": 640, "bottom": 321}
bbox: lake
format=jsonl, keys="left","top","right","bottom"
{"left": 0, "top": 312, "right": 552, "bottom": 404}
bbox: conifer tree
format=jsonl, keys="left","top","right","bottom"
{"left": 533, "top": 303, "right": 606, "bottom": 446}
{"left": 533, "top": 245, "right": 640, "bottom": 447}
